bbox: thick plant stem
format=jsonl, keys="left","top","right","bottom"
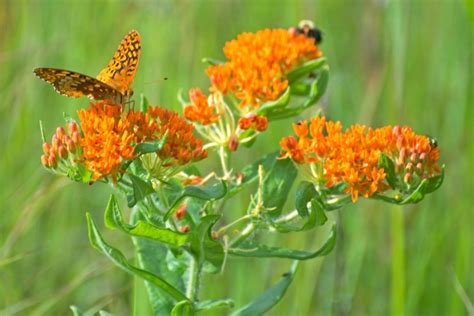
{"left": 390, "top": 206, "right": 405, "bottom": 316}
{"left": 186, "top": 255, "right": 202, "bottom": 302}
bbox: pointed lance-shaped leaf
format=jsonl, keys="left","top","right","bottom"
{"left": 86, "top": 213, "right": 189, "bottom": 303}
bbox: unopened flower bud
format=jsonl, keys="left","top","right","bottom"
{"left": 56, "top": 127, "right": 66, "bottom": 140}
{"left": 419, "top": 153, "right": 426, "bottom": 160}
{"left": 255, "top": 116, "right": 268, "bottom": 132}
{"left": 180, "top": 225, "right": 190, "bottom": 233}
{"left": 52, "top": 134, "right": 60, "bottom": 149}
{"left": 71, "top": 131, "right": 80, "bottom": 144}
{"left": 64, "top": 136, "right": 76, "bottom": 151}
{"left": 416, "top": 162, "right": 423, "bottom": 170}
{"left": 392, "top": 125, "right": 401, "bottom": 136}
{"left": 228, "top": 134, "right": 239, "bottom": 152}
{"left": 68, "top": 121, "right": 78, "bottom": 135}
{"left": 42, "top": 142, "right": 51, "bottom": 155}
{"left": 406, "top": 162, "right": 413, "bottom": 171}
{"left": 40, "top": 155, "right": 49, "bottom": 167}
{"left": 404, "top": 173, "right": 412, "bottom": 183}
{"left": 410, "top": 153, "right": 418, "bottom": 162}
{"left": 58, "top": 145, "right": 68, "bottom": 159}
{"left": 175, "top": 204, "right": 187, "bottom": 220}
{"left": 396, "top": 136, "right": 404, "bottom": 148}
{"left": 48, "top": 153, "right": 57, "bottom": 168}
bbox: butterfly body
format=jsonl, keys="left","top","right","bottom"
{"left": 34, "top": 30, "right": 141, "bottom": 104}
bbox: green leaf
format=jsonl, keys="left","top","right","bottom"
{"left": 261, "top": 157, "right": 297, "bottom": 217}
{"left": 229, "top": 224, "right": 336, "bottom": 260}
{"left": 378, "top": 153, "right": 398, "bottom": 189}
{"left": 295, "top": 181, "right": 317, "bottom": 217}
{"left": 231, "top": 261, "right": 299, "bottom": 316}
{"left": 104, "top": 195, "right": 189, "bottom": 247}
{"left": 140, "top": 94, "right": 149, "bottom": 112}
{"left": 164, "top": 180, "right": 227, "bottom": 221}
{"left": 267, "top": 197, "right": 326, "bottom": 233}
{"left": 312, "top": 198, "right": 328, "bottom": 226}
{"left": 189, "top": 215, "right": 224, "bottom": 272}
{"left": 171, "top": 301, "right": 194, "bottom": 316}
{"left": 196, "top": 299, "right": 234, "bottom": 312}
{"left": 131, "top": 210, "right": 190, "bottom": 315}
{"left": 286, "top": 57, "right": 327, "bottom": 83}
{"left": 266, "top": 66, "right": 329, "bottom": 121}
{"left": 69, "top": 306, "right": 83, "bottom": 316}
{"left": 399, "top": 179, "right": 428, "bottom": 204}
{"left": 98, "top": 311, "right": 115, "bottom": 316}
{"left": 256, "top": 87, "right": 291, "bottom": 116}
{"left": 134, "top": 135, "right": 168, "bottom": 155}
{"left": 423, "top": 165, "right": 445, "bottom": 193}
{"left": 228, "top": 151, "right": 280, "bottom": 196}
{"left": 86, "top": 213, "right": 189, "bottom": 303}
{"left": 126, "top": 174, "right": 155, "bottom": 207}
{"left": 202, "top": 57, "right": 225, "bottom": 65}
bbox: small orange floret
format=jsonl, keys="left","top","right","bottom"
{"left": 207, "top": 29, "right": 322, "bottom": 109}
{"left": 183, "top": 88, "right": 221, "bottom": 125}
{"left": 238, "top": 114, "right": 269, "bottom": 132}
{"left": 280, "top": 117, "right": 442, "bottom": 202}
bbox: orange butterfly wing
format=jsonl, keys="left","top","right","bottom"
{"left": 33, "top": 30, "right": 141, "bottom": 103}
{"left": 33, "top": 68, "right": 120, "bottom": 100}
{"left": 96, "top": 30, "right": 141, "bottom": 97}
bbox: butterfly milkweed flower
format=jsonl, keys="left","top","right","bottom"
{"left": 207, "top": 29, "right": 322, "bottom": 109}
{"left": 42, "top": 102, "right": 207, "bottom": 183}
{"left": 280, "top": 117, "right": 442, "bottom": 202}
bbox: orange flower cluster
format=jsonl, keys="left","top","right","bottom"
{"left": 280, "top": 117, "right": 441, "bottom": 202}
{"left": 183, "top": 88, "right": 221, "bottom": 125}
{"left": 77, "top": 102, "right": 207, "bottom": 182}
{"left": 207, "top": 29, "right": 322, "bottom": 108}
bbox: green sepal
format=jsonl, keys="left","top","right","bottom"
{"left": 164, "top": 180, "right": 227, "bottom": 221}
{"left": 196, "top": 299, "right": 235, "bottom": 312}
{"left": 256, "top": 87, "right": 291, "bottom": 116}
{"left": 229, "top": 224, "right": 336, "bottom": 260}
{"left": 86, "top": 213, "right": 189, "bottom": 303}
{"left": 104, "top": 194, "right": 188, "bottom": 247}
{"left": 134, "top": 133, "right": 168, "bottom": 155}
{"left": 201, "top": 57, "right": 225, "bottom": 65}
{"left": 378, "top": 153, "right": 398, "bottom": 189}
{"left": 189, "top": 215, "right": 224, "bottom": 273}
{"left": 231, "top": 261, "right": 299, "bottom": 316}
{"left": 126, "top": 174, "right": 155, "bottom": 207}
{"left": 261, "top": 157, "right": 297, "bottom": 217}
{"left": 140, "top": 94, "right": 149, "bottom": 112}
{"left": 171, "top": 301, "right": 194, "bottom": 316}
{"left": 286, "top": 57, "right": 327, "bottom": 84}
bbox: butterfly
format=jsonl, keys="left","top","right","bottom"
{"left": 34, "top": 30, "right": 141, "bottom": 104}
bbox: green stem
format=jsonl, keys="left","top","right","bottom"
{"left": 186, "top": 255, "right": 202, "bottom": 302}
{"left": 390, "top": 205, "right": 405, "bottom": 316}
{"left": 229, "top": 222, "right": 255, "bottom": 247}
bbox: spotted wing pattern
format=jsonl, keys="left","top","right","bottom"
{"left": 33, "top": 30, "right": 141, "bottom": 103}
{"left": 96, "top": 30, "right": 141, "bottom": 97}
{"left": 33, "top": 68, "right": 120, "bottom": 100}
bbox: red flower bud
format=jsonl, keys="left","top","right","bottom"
{"left": 180, "top": 225, "right": 190, "bottom": 233}
{"left": 228, "top": 134, "right": 239, "bottom": 152}
{"left": 175, "top": 204, "right": 187, "bottom": 220}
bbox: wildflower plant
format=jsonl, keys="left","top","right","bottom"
{"left": 37, "top": 25, "right": 444, "bottom": 315}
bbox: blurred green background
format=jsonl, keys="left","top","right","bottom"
{"left": 0, "top": 0, "right": 472, "bottom": 315}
